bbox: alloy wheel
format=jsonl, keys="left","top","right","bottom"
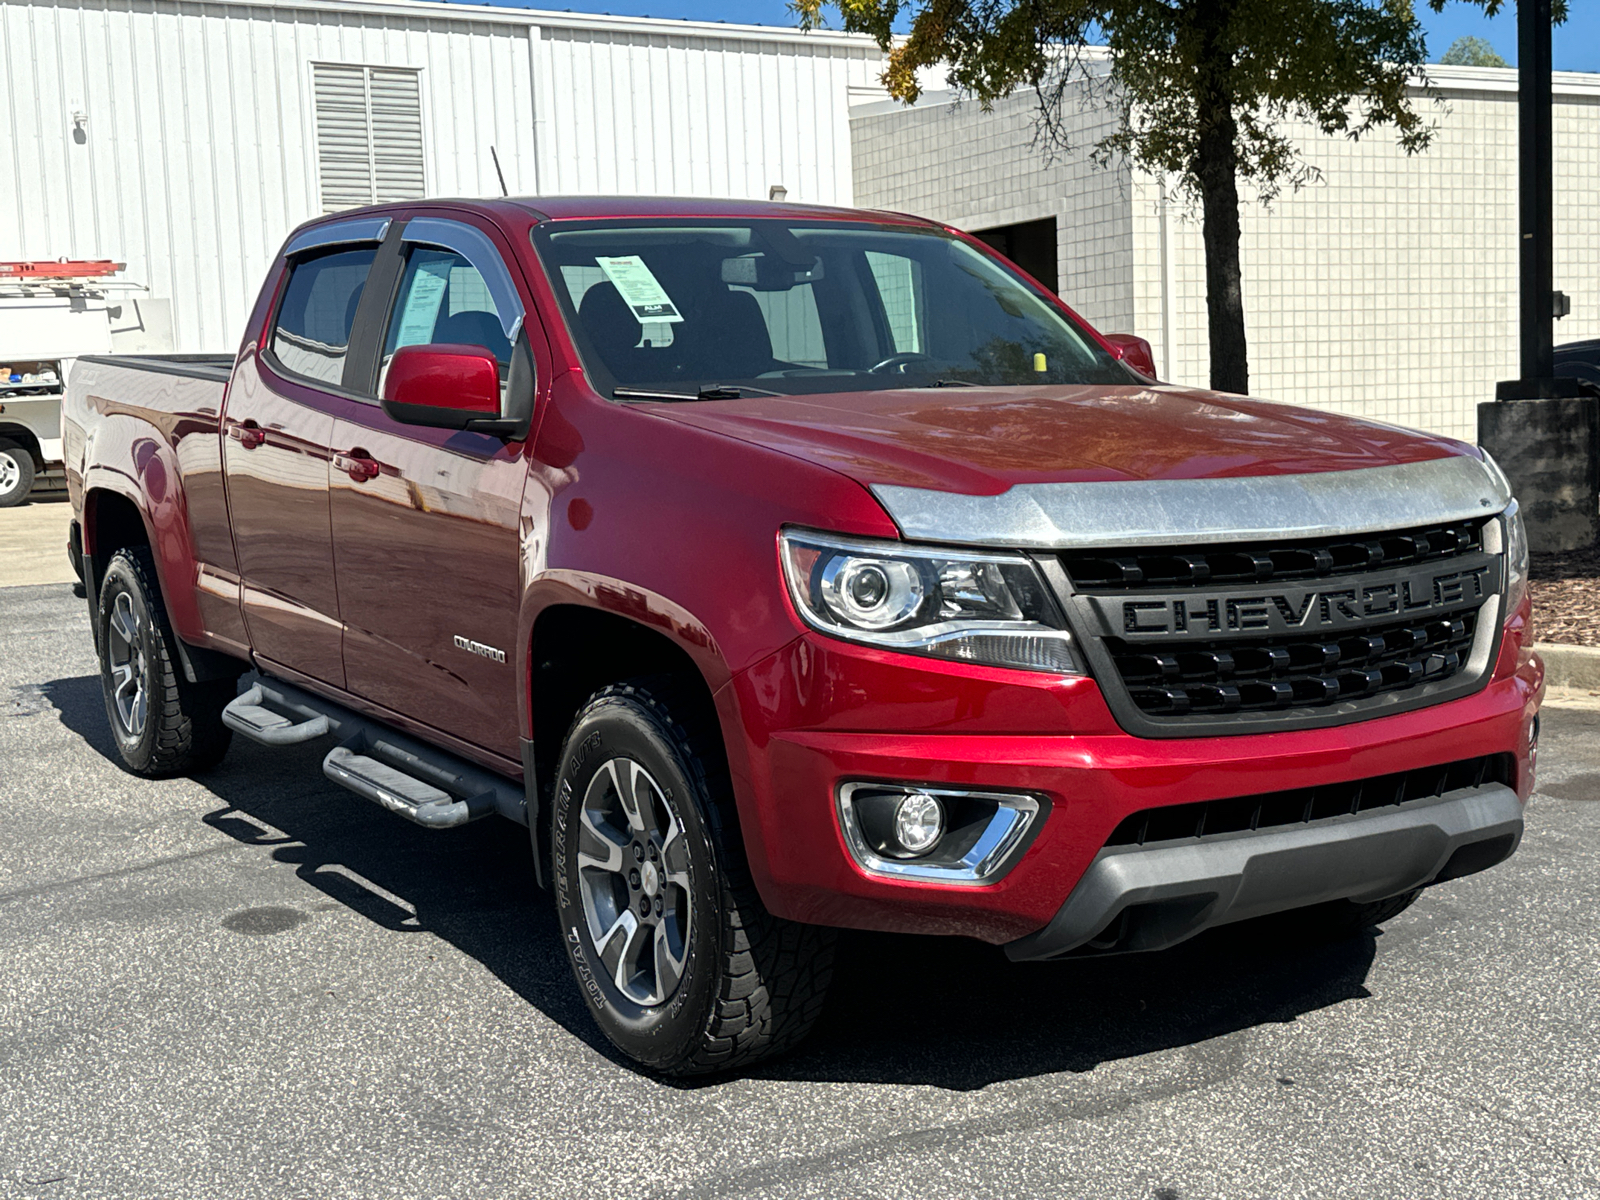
{"left": 106, "top": 590, "right": 149, "bottom": 739}
{"left": 0, "top": 452, "right": 19, "bottom": 495}
{"left": 575, "top": 757, "right": 694, "bottom": 1007}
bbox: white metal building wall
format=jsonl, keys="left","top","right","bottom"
{"left": 0, "top": 0, "right": 882, "bottom": 353}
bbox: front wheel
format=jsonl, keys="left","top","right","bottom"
{"left": 96, "top": 546, "right": 234, "bottom": 777}
{"left": 0, "top": 440, "right": 35, "bottom": 508}
{"left": 551, "top": 681, "right": 834, "bottom": 1075}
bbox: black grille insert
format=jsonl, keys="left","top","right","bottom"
{"left": 1062, "top": 519, "right": 1487, "bottom": 592}
{"left": 1112, "top": 609, "right": 1479, "bottom": 716}
{"left": 1105, "top": 754, "right": 1514, "bottom": 847}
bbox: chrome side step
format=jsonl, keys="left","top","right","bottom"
{"left": 221, "top": 674, "right": 525, "bottom": 829}
{"left": 323, "top": 732, "right": 499, "bottom": 829}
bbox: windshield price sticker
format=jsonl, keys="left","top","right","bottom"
{"left": 595, "top": 255, "right": 684, "bottom": 324}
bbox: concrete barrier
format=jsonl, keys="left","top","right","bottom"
{"left": 1535, "top": 642, "right": 1600, "bottom": 690}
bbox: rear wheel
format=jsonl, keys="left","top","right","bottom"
{"left": 0, "top": 440, "right": 35, "bottom": 508}
{"left": 96, "top": 546, "right": 234, "bottom": 777}
{"left": 551, "top": 680, "right": 834, "bottom": 1075}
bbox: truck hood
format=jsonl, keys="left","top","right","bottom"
{"left": 642, "top": 383, "right": 1500, "bottom": 548}
{"left": 645, "top": 383, "right": 1470, "bottom": 494}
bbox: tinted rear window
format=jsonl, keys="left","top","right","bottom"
{"left": 271, "top": 247, "right": 376, "bottom": 386}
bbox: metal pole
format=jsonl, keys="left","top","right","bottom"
{"left": 1517, "top": 0, "right": 1555, "bottom": 383}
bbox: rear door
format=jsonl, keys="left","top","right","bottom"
{"left": 224, "top": 217, "right": 390, "bottom": 685}
{"left": 327, "top": 214, "right": 533, "bottom": 757}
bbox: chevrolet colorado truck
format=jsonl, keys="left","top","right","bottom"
{"left": 63, "top": 197, "right": 1542, "bottom": 1075}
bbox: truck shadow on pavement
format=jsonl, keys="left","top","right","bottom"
{"left": 45, "top": 672, "right": 1380, "bottom": 1092}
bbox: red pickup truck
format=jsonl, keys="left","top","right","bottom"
{"left": 63, "top": 196, "right": 1542, "bottom": 1075}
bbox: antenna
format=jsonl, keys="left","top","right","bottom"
{"left": 489, "top": 146, "right": 509, "bottom": 197}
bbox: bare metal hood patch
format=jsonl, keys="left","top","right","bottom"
{"left": 870, "top": 455, "right": 1510, "bottom": 549}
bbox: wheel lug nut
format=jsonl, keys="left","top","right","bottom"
{"left": 655, "top": 897, "right": 664, "bottom": 916}
{"left": 628, "top": 869, "right": 640, "bottom": 888}
{"left": 639, "top": 896, "right": 652, "bottom": 917}
{"left": 633, "top": 843, "right": 644, "bottom": 862}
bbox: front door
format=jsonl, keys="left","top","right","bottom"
{"left": 224, "top": 222, "right": 388, "bottom": 686}
{"left": 328, "top": 215, "right": 532, "bottom": 757}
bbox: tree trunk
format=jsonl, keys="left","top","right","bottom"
{"left": 1192, "top": 2, "right": 1249, "bottom": 395}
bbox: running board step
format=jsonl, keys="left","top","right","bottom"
{"left": 323, "top": 733, "right": 498, "bottom": 829}
{"left": 223, "top": 684, "right": 330, "bottom": 745}
{"left": 220, "top": 673, "right": 526, "bottom": 829}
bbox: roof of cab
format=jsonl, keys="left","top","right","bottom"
{"left": 508, "top": 195, "right": 937, "bottom": 227}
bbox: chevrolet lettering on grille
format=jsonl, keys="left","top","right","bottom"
{"left": 1109, "top": 560, "right": 1497, "bottom": 640}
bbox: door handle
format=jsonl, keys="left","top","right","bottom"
{"left": 228, "top": 421, "right": 265, "bottom": 450}
{"left": 333, "top": 450, "right": 381, "bottom": 483}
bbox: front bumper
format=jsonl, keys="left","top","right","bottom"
{"left": 1005, "top": 782, "right": 1522, "bottom": 959}
{"left": 720, "top": 620, "right": 1542, "bottom": 946}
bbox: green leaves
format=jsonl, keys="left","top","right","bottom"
{"left": 1438, "top": 35, "right": 1507, "bottom": 66}
{"left": 805, "top": 0, "right": 1449, "bottom": 203}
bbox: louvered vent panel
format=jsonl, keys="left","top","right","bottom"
{"left": 369, "top": 68, "right": 426, "bottom": 202}
{"left": 313, "top": 64, "right": 374, "bottom": 212}
{"left": 313, "top": 64, "right": 425, "bottom": 213}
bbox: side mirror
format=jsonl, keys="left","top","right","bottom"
{"left": 1103, "top": 333, "right": 1158, "bottom": 380}
{"left": 381, "top": 344, "right": 505, "bottom": 433}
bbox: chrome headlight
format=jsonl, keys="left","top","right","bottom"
{"left": 1503, "top": 499, "right": 1529, "bottom": 616}
{"left": 780, "top": 529, "right": 1083, "bottom": 674}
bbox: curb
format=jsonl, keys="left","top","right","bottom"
{"left": 1535, "top": 642, "right": 1600, "bottom": 691}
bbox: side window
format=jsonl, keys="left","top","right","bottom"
{"left": 383, "top": 248, "right": 514, "bottom": 370}
{"left": 270, "top": 247, "right": 377, "bottom": 385}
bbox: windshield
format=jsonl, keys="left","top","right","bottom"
{"left": 530, "top": 219, "right": 1133, "bottom": 398}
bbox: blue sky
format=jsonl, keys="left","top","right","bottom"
{"left": 450, "top": 1, "right": 1599, "bottom": 73}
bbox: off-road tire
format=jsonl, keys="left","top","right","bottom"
{"left": 1303, "top": 888, "right": 1422, "bottom": 939}
{"left": 551, "top": 680, "right": 835, "bottom": 1075}
{"left": 96, "top": 546, "right": 234, "bottom": 777}
{"left": 0, "top": 439, "right": 35, "bottom": 508}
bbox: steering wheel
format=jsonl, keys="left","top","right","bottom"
{"left": 868, "top": 351, "right": 938, "bottom": 375}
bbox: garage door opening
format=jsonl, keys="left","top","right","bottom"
{"left": 972, "top": 217, "right": 1058, "bottom": 295}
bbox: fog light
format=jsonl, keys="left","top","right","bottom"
{"left": 837, "top": 782, "right": 1044, "bottom": 884}
{"left": 893, "top": 792, "right": 944, "bottom": 856}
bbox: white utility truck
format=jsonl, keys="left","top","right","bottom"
{"left": 0, "top": 260, "right": 140, "bottom": 506}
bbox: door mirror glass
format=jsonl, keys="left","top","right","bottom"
{"left": 1103, "top": 333, "right": 1157, "bottom": 380}
{"left": 381, "top": 344, "right": 501, "bottom": 430}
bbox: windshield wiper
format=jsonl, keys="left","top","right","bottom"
{"left": 933, "top": 378, "right": 980, "bottom": 388}
{"left": 613, "top": 385, "right": 780, "bottom": 402}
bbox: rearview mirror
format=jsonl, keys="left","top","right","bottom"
{"left": 1103, "top": 333, "right": 1158, "bottom": 380}
{"left": 381, "top": 344, "right": 504, "bottom": 432}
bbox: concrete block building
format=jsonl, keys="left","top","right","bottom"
{"left": 850, "top": 67, "right": 1600, "bottom": 442}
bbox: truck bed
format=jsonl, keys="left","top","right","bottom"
{"left": 74, "top": 354, "right": 235, "bottom": 383}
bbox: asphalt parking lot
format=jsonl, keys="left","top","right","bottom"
{"left": 2, "top": 574, "right": 1598, "bottom": 1200}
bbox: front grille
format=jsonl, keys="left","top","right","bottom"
{"left": 1061, "top": 519, "right": 1486, "bottom": 592}
{"left": 1051, "top": 517, "right": 1504, "bottom": 736}
{"left": 1105, "top": 754, "right": 1514, "bottom": 847}
{"left": 1113, "top": 609, "right": 1478, "bottom": 717}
